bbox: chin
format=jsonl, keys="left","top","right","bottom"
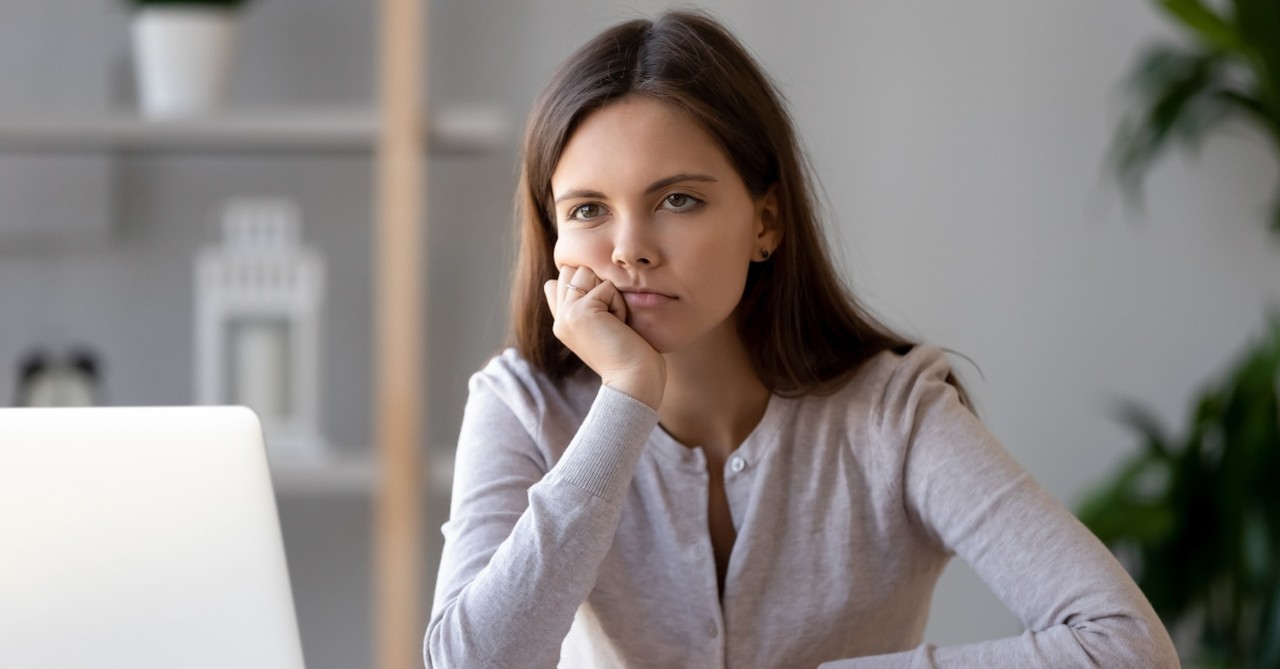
{"left": 638, "top": 333, "right": 679, "bottom": 355}
{"left": 628, "top": 323, "right": 681, "bottom": 355}
{"left": 628, "top": 314, "right": 733, "bottom": 357}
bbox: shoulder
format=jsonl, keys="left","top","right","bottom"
{"left": 799, "top": 345, "right": 967, "bottom": 442}
{"left": 804, "top": 346, "right": 980, "bottom": 508}
{"left": 871, "top": 345, "right": 964, "bottom": 422}
{"left": 776, "top": 347, "right": 969, "bottom": 512}
{"left": 821, "top": 345, "right": 957, "bottom": 409}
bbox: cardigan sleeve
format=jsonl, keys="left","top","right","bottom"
{"left": 821, "top": 347, "right": 1179, "bottom": 668}
{"left": 424, "top": 363, "right": 658, "bottom": 669}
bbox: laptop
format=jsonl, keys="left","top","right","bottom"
{"left": 0, "top": 406, "right": 305, "bottom": 669}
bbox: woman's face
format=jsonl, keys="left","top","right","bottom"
{"left": 550, "top": 95, "right": 777, "bottom": 354}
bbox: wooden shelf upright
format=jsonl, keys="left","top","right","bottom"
{"left": 373, "top": 0, "right": 428, "bottom": 668}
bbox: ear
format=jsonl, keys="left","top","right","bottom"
{"left": 753, "top": 184, "right": 781, "bottom": 259}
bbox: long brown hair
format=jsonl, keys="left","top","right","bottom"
{"left": 510, "top": 10, "right": 968, "bottom": 402}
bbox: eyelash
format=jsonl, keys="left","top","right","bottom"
{"left": 662, "top": 193, "right": 702, "bottom": 212}
{"left": 565, "top": 193, "right": 703, "bottom": 222}
{"left": 567, "top": 203, "right": 604, "bottom": 222}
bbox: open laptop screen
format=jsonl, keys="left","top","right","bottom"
{"left": 0, "top": 406, "right": 305, "bottom": 669}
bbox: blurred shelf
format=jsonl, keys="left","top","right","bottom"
{"left": 0, "top": 105, "right": 507, "bottom": 155}
{"left": 270, "top": 450, "right": 454, "bottom": 497}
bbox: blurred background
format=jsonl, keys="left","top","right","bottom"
{"left": 1, "top": 1, "right": 1276, "bottom": 668}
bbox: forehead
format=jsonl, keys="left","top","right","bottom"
{"left": 551, "top": 96, "right": 736, "bottom": 195}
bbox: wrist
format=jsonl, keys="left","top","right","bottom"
{"left": 602, "top": 368, "right": 665, "bottom": 410}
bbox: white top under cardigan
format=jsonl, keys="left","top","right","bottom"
{"left": 425, "top": 345, "right": 1178, "bottom": 668}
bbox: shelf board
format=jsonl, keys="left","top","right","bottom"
{"left": 270, "top": 450, "right": 454, "bottom": 497}
{"left": 0, "top": 106, "right": 506, "bottom": 155}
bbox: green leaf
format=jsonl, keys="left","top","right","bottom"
{"left": 1110, "top": 46, "right": 1227, "bottom": 191}
{"left": 1215, "top": 88, "right": 1269, "bottom": 125}
{"left": 1231, "top": 0, "right": 1280, "bottom": 105}
{"left": 1083, "top": 318, "right": 1280, "bottom": 665}
{"left": 1078, "top": 451, "right": 1175, "bottom": 545}
{"left": 1113, "top": 1, "right": 1280, "bottom": 239}
{"left": 1256, "top": 582, "right": 1280, "bottom": 667}
{"left": 1115, "top": 401, "right": 1174, "bottom": 458}
{"left": 1158, "top": 0, "right": 1248, "bottom": 54}
{"left": 1084, "top": 499, "right": 1177, "bottom": 545}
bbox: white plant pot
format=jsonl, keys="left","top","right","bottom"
{"left": 131, "top": 7, "right": 238, "bottom": 119}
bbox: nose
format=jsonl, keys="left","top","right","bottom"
{"left": 611, "top": 213, "right": 659, "bottom": 269}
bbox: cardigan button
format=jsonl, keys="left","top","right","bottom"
{"left": 729, "top": 456, "right": 746, "bottom": 473}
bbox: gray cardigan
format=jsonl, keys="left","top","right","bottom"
{"left": 426, "top": 346, "right": 1179, "bottom": 668}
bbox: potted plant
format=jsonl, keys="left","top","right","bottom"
{"left": 1108, "top": 0, "right": 1280, "bottom": 231}
{"left": 129, "top": 0, "right": 252, "bottom": 118}
{"left": 1080, "top": 1, "right": 1280, "bottom": 666}
{"left": 1078, "top": 321, "right": 1280, "bottom": 667}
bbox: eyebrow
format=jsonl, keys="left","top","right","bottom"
{"left": 553, "top": 173, "right": 718, "bottom": 205}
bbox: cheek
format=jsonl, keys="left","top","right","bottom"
{"left": 552, "top": 232, "right": 607, "bottom": 269}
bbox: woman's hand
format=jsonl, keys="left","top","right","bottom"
{"left": 544, "top": 265, "right": 666, "bottom": 409}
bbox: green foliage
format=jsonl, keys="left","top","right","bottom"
{"left": 1095, "top": 3, "right": 1280, "bottom": 665}
{"left": 1110, "top": 0, "right": 1280, "bottom": 234}
{"left": 1079, "top": 316, "right": 1280, "bottom": 668}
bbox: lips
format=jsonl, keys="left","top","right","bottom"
{"left": 619, "top": 288, "right": 676, "bottom": 308}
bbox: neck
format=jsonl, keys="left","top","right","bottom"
{"left": 658, "top": 324, "right": 770, "bottom": 457}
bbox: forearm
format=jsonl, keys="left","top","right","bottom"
{"left": 819, "top": 619, "right": 1179, "bottom": 668}
{"left": 848, "top": 347, "right": 1179, "bottom": 668}
{"left": 425, "top": 386, "right": 657, "bottom": 668}
{"left": 426, "top": 481, "right": 622, "bottom": 667}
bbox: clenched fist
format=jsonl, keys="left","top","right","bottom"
{"left": 543, "top": 265, "right": 666, "bottom": 409}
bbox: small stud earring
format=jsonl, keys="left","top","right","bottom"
{"left": 760, "top": 249, "right": 770, "bottom": 260}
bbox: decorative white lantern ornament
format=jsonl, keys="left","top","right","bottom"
{"left": 195, "top": 197, "right": 327, "bottom": 462}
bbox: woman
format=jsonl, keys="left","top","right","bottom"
{"left": 426, "top": 10, "right": 1178, "bottom": 668}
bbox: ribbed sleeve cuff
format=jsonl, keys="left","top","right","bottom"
{"left": 552, "top": 385, "right": 659, "bottom": 502}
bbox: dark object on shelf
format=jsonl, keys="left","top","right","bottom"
{"left": 14, "top": 347, "right": 103, "bottom": 407}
